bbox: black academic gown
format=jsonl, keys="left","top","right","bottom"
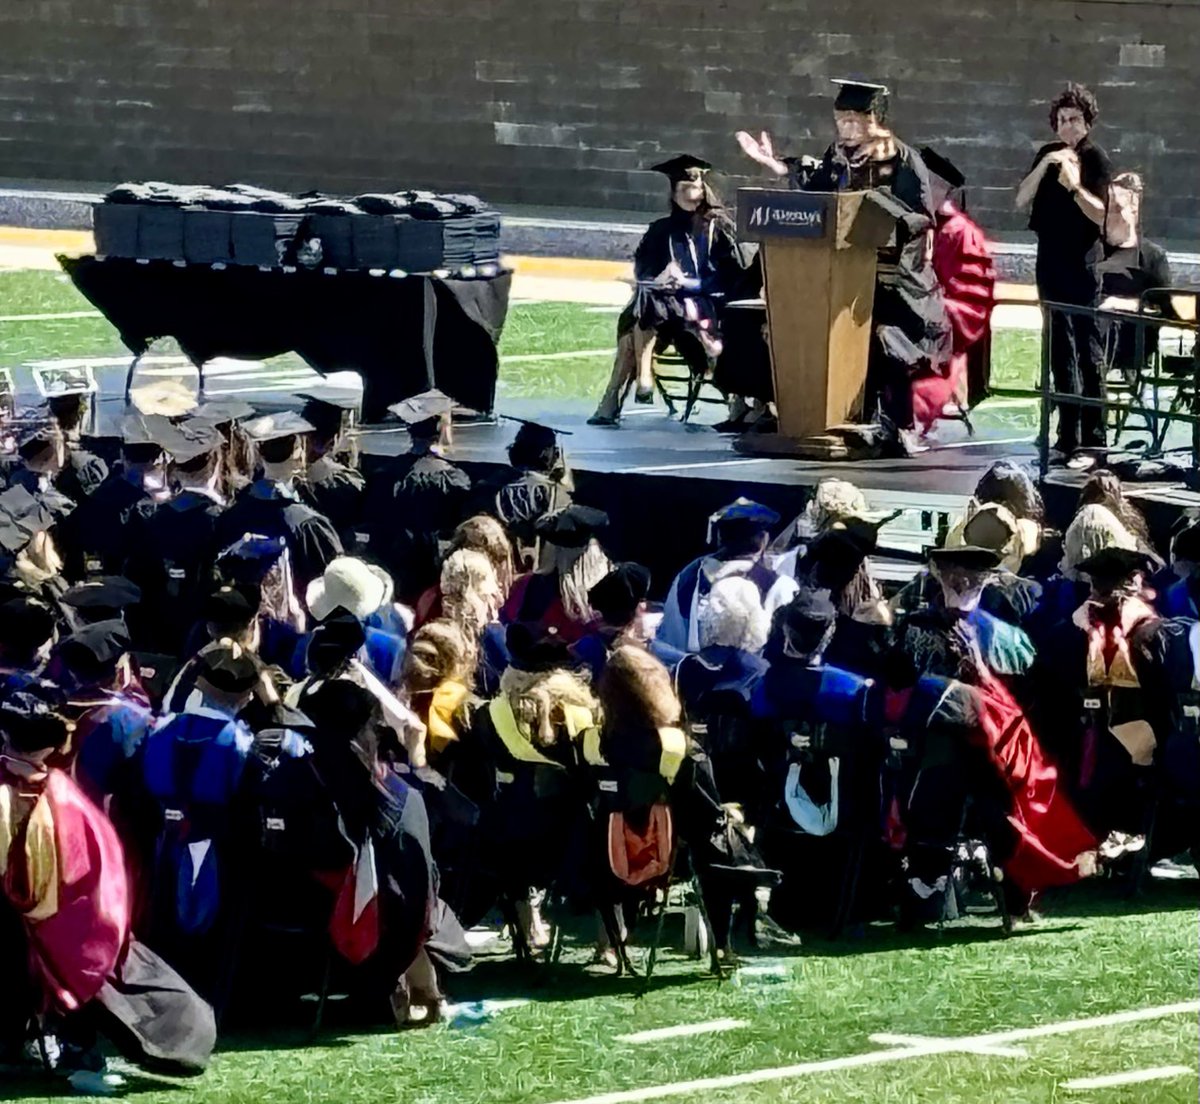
{"left": 215, "top": 479, "right": 342, "bottom": 591}
{"left": 124, "top": 489, "right": 227, "bottom": 654}
{"left": 57, "top": 447, "right": 110, "bottom": 502}
{"left": 297, "top": 457, "right": 366, "bottom": 544}
{"left": 55, "top": 469, "right": 149, "bottom": 582}
{"left": 797, "top": 141, "right": 952, "bottom": 429}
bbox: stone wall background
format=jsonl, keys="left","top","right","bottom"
{"left": 1, "top": 0, "right": 1196, "bottom": 242}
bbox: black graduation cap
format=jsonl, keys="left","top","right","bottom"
{"left": 0, "top": 596, "right": 58, "bottom": 655}
{"left": 928, "top": 545, "right": 1003, "bottom": 572}
{"left": 216, "top": 534, "right": 288, "bottom": 585}
{"left": 52, "top": 619, "right": 132, "bottom": 683}
{"left": 61, "top": 576, "right": 142, "bottom": 618}
{"left": 1075, "top": 547, "right": 1155, "bottom": 589}
{"left": 192, "top": 399, "right": 256, "bottom": 427}
{"left": 781, "top": 587, "right": 837, "bottom": 629}
{"left": 0, "top": 683, "right": 71, "bottom": 754}
{"left": 146, "top": 417, "right": 222, "bottom": 465}
{"left": 798, "top": 528, "right": 875, "bottom": 592}
{"left": 650, "top": 155, "right": 713, "bottom": 183}
{"left": 506, "top": 621, "right": 577, "bottom": 673}
{"left": 305, "top": 609, "right": 367, "bottom": 678}
{"left": 919, "top": 147, "right": 966, "bottom": 190}
{"left": 588, "top": 562, "right": 652, "bottom": 624}
{"left": 203, "top": 581, "right": 263, "bottom": 627}
{"left": 0, "top": 485, "right": 56, "bottom": 548}
{"left": 389, "top": 389, "right": 454, "bottom": 441}
{"left": 831, "top": 78, "right": 890, "bottom": 116}
{"left": 241, "top": 411, "right": 315, "bottom": 443}
{"left": 961, "top": 506, "right": 1017, "bottom": 555}
{"left": 534, "top": 504, "right": 610, "bottom": 548}
{"left": 298, "top": 391, "right": 357, "bottom": 439}
{"left": 194, "top": 643, "right": 262, "bottom": 696}
{"left": 120, "top": 411, "right": 166, "bottom": 461}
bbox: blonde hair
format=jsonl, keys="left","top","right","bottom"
{"left": 440, "top": 549, "right": 501, "bottom": 637}
{"left": 449, "top": 515, "right": 516, "bottom": 598}
{"left": 499, "top": 665, "right": 598, "bottom": 748}
{"left": 402, "top": 618, "right": 477, "bottom": 694}
{"left": 599, "top": 645, "right": 681, "bottom": 731}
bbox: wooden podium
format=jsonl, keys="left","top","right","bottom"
{"left": 736, "top": 188, "right": 897, "bottom": 440}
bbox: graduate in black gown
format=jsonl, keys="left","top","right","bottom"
{"left": 55, "top": 413, "right": 165, "bottom": 583}
{"left": 124, "top": 418, "right": 229, "bottom": 655}
{"left": 371, "top": 391, "right": 472, "bottom": 602}
{"left": 589, "top": 156, "right": 752, "bottom": 426}
{"left": 737, "top": 79, "right": 951, "bottom": 447}
{"left": 214, "top": 411, "right": 343, "bottom": 600}
{"left": 295, "top": 393, "right": 366, "bottom": 544}
{"left": 44, "top": 388, "right": 108, "bottom": 502}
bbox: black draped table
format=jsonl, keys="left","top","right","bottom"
{"left": 59, "top": 256, "right": 512, "bottom": 421}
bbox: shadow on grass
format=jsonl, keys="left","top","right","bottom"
{"left": 0, "top": 1070, "right": 191, "bottom": 1100}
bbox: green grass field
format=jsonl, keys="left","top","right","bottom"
{"left": 0, "top": 270, "right": 1044, "bottom": 435}
{"left": 0, "top": 268, "right": 1195, "bottom": 1100}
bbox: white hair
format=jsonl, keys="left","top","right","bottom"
{"left": 699, "top": 575, "right": 770, "bottom": 654}
{"left": 1060, "top": 504, "right": 1137, "bottom": 579}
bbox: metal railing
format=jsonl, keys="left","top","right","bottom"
{"left": 985, "top": 290, "right": 1200, "bottom": 479}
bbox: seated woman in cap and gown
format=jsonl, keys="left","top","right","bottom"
{"left": 737, "top": 80, "right": 951, "bottom": 448}
{"left": 214, "top": 411, "right": 343, "bottom": 599}
{"left": 588, "top": 156, "right": 754, "bottom": 427}
{"left": 0, "top": 683, "right": 215, "bottom": 1089}
{"left": 0, "top": 483, "right": 69, "bottom": 607}
{"left": 658, "top": 498, "right": 799, "bottom": 654}
{"left": 501, "top": 505, "right": 614, "bottom": 646}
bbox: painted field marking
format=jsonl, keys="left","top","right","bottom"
{"left": 868, "top": 1033, "right": 1028, "bottom": 1059}
{"left": 0, "top": 310, "right": 102, "bottom": 322}
{"left": 502, "top": 349, "right": 614, "bottom": 364}
{"left": 1063, "top": 1066, "right": 1193, "bottom": 1090}
{"left": 617, "top": 1020, "right": 748, "bottom": 1045}
{"left": 542, "top": 1001, "right": 1200, "bottom": 1104}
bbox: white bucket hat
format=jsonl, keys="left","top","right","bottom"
{"left": 306, "top": 557, "right": 390, "bottom": 622}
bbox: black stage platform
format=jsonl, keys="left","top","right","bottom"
{"left": 358, "top": 406, "right": 1200, "bottom": 592}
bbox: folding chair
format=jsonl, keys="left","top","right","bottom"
{"left": 652, "top": 344, "right": 727, "bottom": 424}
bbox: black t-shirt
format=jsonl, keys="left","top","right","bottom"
{"left": 1028, "top": 138, "right": 1111, "bottom": 272}
{"left": 1097, "top": 240, "right": 1172, "bottom": 303}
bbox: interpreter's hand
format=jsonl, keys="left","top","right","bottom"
{"left": 1058, "top": 155, "right": 1082, "bottom": 193}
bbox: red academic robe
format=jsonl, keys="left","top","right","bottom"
{"left": 972, "top": 674, "right": 1096, "bottom": 893}
{"left": 2, "top": 767, "right": 131, "bottom": 1012}
{"left": 911, "top": 203, "right": 996, "bottom": 434}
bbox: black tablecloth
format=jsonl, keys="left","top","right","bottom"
{"left": 59, "top": 256, "right": 511, "bottom": 420}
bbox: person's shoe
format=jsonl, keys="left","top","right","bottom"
{"left": 1066, "top": 452, "right": 1097, "bottom": 471}
{"left": 745, "top": 414, "right": 778, "bottom": 435}
{"left": 587, "top": 413, "right": 620, "bottom": 427}
{"left": 712, "top": 418, "right": 747, "bottom": 434}
{"left": 634, "top": 387, "right": 655, "bottom": 405}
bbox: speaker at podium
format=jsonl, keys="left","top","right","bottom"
{"left": 735, "top": 188, "right": 900, "bottom": 441}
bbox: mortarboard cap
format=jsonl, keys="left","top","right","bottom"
{"left": 781, "top": 587, "right": 837, "bottom": 628}
{"left": 151, "top": 417, "right": 223, "bottom": 464}
{"left": 216, "top": 533, "right": 287, "bottom": 584}
{"left": 798, "top": 528, "right": 874, "bottom": 592}
{"left": 304, "top": 609, "right": 367, "bottom": 677}
{"left": 650, "top": 155, "right": 714, "bottom": 183}
{"left": 128, "top": 377, "right": 199, "bottom": 419}
{"left": 298, "top": 391, "right": 357, "bottom": 439}
{"left": 194, "top": 642, "right": 262, "bottom": 696}
{"left": 709, "top": 497, "right": 780, "bottom": 544}
{"left": 16, "top": 421, "right": 60, "bottom": 459}
{"left": 0, "top": 485, "right": 56, "bottom": 548}
{"left": 52, "top": 619, "right": 132, "bottom": 684}
{"left": 961, "top": 505, "right": 1018, "bottom": 555}
{"left": 203, "top": 581, "right": 263, "bottom": 628}
{"left": 192, "top": 399, "right": 256, "bottom": 427}
{"left": 588, "top": 562, "right": 652, "bottom": 624}
{"left": 534, "top": 504, "right": 609, "bottom": 548}
{"left": 61, "top": 576, "right": 142, "bottom": 617}
{"left": 1075, "top": 546, "right": 1155, "bottom": 589}
{"left": 831, "top": 78, "right": 890, "bottom": 116}
{"left": 241, "top": 411, "right": 315, "bottom": 443}
{"left": 0, "top": 596, "right": 58, "bottom": 655}
{"left": 0, "top": 683, "right": 71, "bottom": 754}
{"left": 389, "top": 389, "right": 454, "bottom": 440}
{"left": 928, "top": 545, "right": 1002, "bottom": 572}
{"left": 505, "top": 621, "right": 577, "bottom": 673}
{"left": 120, "top": 411, "right": 167, "bottom": 459}
{"left": 919, "top": 146, "right": 966, "bottom": 190}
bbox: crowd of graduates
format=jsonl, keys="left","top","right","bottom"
{"left": 1, "top": 385, "right": 1198, "bottom": 1093}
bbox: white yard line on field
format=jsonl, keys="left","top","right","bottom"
{"left": 617, "top": 1020, "right": 748, "bottom": 1045}
{"left": 868, "top": 1033, "right": 1028, "bottom": 1059}
{"left": 621, "top": 458, "right": 777, "bottom": 474}
{"left": 542, "top": 1001, "right": 1200, "bottom": 1104}
{"left": 502, "top": 349, "right": 614, "bottom": 363}
{"left": 0, "top": 310, "right": 102, "bottom": 322}
{"left": 1062, "top": 1066, "right": 1194, "bottom": 1090}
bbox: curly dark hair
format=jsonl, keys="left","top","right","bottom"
{"left": 1049, "top": 82, "right": 1099, "bottom": 130}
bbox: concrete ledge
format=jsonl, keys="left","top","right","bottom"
{"left": 0, "top": 184, "right": 1196, "bottom": 286}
